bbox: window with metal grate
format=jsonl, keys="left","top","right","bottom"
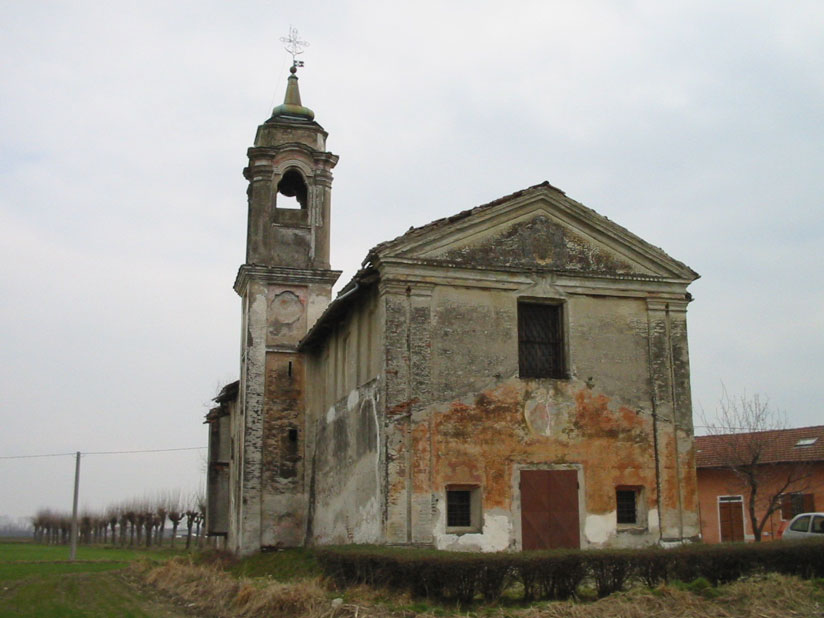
{"left": 447, "top": 490, "right": 472, "bottom": 527}
{"left": 518, "top": 302, "right": 566, "bottom": 378}
{"left": 616, "top": 489, "right": 637, "bottom": 524}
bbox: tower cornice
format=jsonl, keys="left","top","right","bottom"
{"left": 234, "top": 264, "right": 341, "bottom": 295}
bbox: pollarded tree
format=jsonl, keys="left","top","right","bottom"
{"left": 184, "top": 492, "right": 200, "bottom": 550}
{"left": 32, "top": 510, "right": 49, "bottom": 543}
{"left": 106, "top": 507, "right": 119, "bottom": 545}
{"left": 59, "top": 514, "right": 70, "bottom": 545}
{"left": 117, "top": 506, "right": 129, "bottom": 546}
{"left": 143, "top": 504, "right": 154, "bottom": 548}
{"left": 155, "top": 503, "right": 167, "bottom": 547}
{"left": 195, "top": 490, "right": 206, "bottom": 547}
{"left": 701, "top": 388, "right": 815, "bottom": 541}
{"left": 124, "top": 503, "right": 138, "bottom": 546}
{"left": 79, "top": 511, "right": 93, "bottom": 545}
{"left": 134, "top": 506, "right": 146, "bottom": 546}
{"left": 165, "top": 490, "right": 184, "bottom": 548}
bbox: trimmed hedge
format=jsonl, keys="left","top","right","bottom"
{"left": 316, "top": 539, "right": 824, "bottom": 604}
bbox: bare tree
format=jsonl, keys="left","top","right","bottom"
{"left": 124, "top": 502, "right": 138, "bottom": 546}
{"left": 184, "top": 491, "right": 201, "bottom": 550}
{"left": 701, "top": 388, "right": 814, "bottom": 541}
{"left": 106, "top": 507, "right": 118, "bottom": 545}
{"left": 165, "top": 490, "right": 184, "bottom": 548}
{"left": 143, "top": 503, "right": 154, "bottom": 548}
{"left": 118, "top": 506, "right": 129, "bottom": 547}
{"left": 155, "top": 502, "right": 168, "bottom": 547}
{"left": 195, "top": 490, "right": 206, "bottom": 547}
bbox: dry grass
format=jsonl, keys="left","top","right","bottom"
{"left": 137, "top": 557, "right": 328, "bottom": 617}
{"left": 137, "top": 559, "right": 824, "bottom": 618}
{"left": 513, "top": 574, "right": 824, "bottom": 618}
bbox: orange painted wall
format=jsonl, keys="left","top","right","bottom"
{"left": 697, "top": 462, "right": 824, "bottom": 543}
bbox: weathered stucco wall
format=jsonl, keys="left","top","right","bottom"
{"left": 304, "top": 286, "right": 384, "bottom": 545}
{"left": 306, "top": 379, "right": 383, "bottom": 544}
{"left": 230, "top": 273, "right": 337, "bottom": 554}
{"left": 378, "top": 273, "right": 698, "bottom": 551}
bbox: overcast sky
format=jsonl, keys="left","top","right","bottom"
{"left": 1, "top": 1, "right": 822, "bottom": 521}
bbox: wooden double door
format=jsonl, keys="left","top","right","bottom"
{"left": 719, "top": 498, "right": 745, "bottom": 542}
{"left": 520, "top": 469, "right": 580, "bottom": 550}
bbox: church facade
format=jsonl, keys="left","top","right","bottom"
{"left": 206, "top": 67, "right": 702, "bottom": 555}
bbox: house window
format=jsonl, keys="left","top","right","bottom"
{"left": 445, "top": 485, "right": 481, "bottom": 533}
{"left": 781, "top": 493, "right": 815, "bottom": 520}
{"left": 518, "top": 302, "right": 566, "bottom": 378}
{"left": 616, "top": 489, "right": 638, "bottom": 524}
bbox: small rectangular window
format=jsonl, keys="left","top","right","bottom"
{"left": 616, "top": 490, "right": 637, "bottom": 524}
{"left": 447, "top": 491, "right": 471, "bottom": 527}
{"left": 518, "top": 302, "right": 566, "bottom": 378}
{"left": 781, "top": 493, "right": 815, "bottom": 520}
{"left": 445, "top": 485, "right": 481, "bottom": 533}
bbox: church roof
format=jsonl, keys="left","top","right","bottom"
{"left": 363, "top": 182, "right": 697, "bottom": 279}
{"left": 364, "top": 182, "right": 560, "bottom": 263}
{"left": 300, "top": 182, "right": 699, "bottom": 350}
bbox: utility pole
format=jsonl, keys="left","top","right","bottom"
{"left": 69, "top": 451, "right": 80, "bottom": 561}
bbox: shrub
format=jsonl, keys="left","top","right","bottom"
{"left": 584, "top": 549, "right": 634, "bottom": 597}
{"left": 315, "top": 538, "right": 824, "bottom": 605}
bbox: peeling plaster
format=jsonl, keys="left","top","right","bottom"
{"left": 585, "top": 512, "right": 614, "bottom": 545}
{"left": 432, "top": 499, "right": 513, "bottom": 552}
{"left": 347, "top": 387, "right": 360, "bottom": 411}
{"left": 648, "top": 508, "right": 660, "bottom": 531}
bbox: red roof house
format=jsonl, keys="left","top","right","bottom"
{"left": 695, "top": 425, "right": 824, "bottom": 543}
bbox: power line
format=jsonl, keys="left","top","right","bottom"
{"left": 0, "top": 451, "right": 75, "bottom": 460}
{"left": 0, "top": 446, "right": 206, "bottom": 460}
{"left": 84, "top": 446, "right": 206, "bottom": 456}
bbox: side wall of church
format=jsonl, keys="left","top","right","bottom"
{"left": 303, "top": 287, "right": 385, "bottom": 544}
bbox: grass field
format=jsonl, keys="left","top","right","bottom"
{"left": 0, "top": 540, "right": 189, "bottom": 617}
{"left": 0, "top": 539, "right": 170, "bottom": 563}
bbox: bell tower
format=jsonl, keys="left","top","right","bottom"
{"left": 231, "top": 33, "right": 340, "bottom": 554}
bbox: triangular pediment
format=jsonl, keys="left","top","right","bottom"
{"left": 423, "top": 211, "right": 642, "bottom": 274}
{"left": 373, "top": 185, "right": 697, "bottom": 280}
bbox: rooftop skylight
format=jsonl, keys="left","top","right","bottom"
{"left": 794, "top": 437, "right": 818, "bottom": 447}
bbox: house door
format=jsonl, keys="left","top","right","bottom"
{"left": 520, "top": 469, "right": 580, "bottom": 550}
{"left": 718, "top": 496, "right": 744, "bottom": 542}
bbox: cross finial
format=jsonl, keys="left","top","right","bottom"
{"left": 280, "top": 26, "right": 309, "bottom": 69}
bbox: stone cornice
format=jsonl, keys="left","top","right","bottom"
{"left": 376, "top": 256, "right": 693, "bottom": 285}
{"left": 646, "top": 298, "right": 691, "bottom": 313}
{"left": 378, "top": 280, "right": 434, "bottom": 297}
{"left": 373, "top": 258, "right": 693, "bottom": 298}
{"left": 234, "top": 264, "right": 341, "bottom": 294}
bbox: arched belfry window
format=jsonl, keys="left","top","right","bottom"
{"left": 276, "top": 169, "right": 308, "bottom": 210}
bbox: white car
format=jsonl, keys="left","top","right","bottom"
{"left": 782, "top": 512, "right": 824, "bottom": 540}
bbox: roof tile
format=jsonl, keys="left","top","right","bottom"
{"left": 695, "top": 425, "right": 824, "bottom": 467}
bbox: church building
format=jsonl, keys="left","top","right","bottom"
{"left": 206, "top": 63, "right": 702, "bottom": 555}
